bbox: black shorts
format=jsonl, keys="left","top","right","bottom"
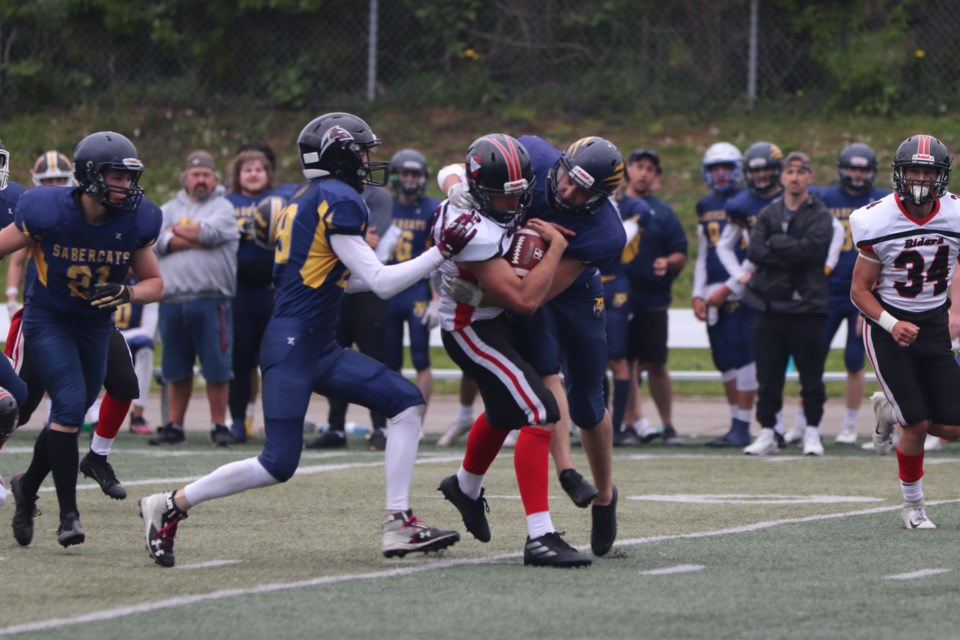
{"left": 627, "top": 308, "right": 668, "bottom": 364}
{"left": 441, "top": 315, "right": 559, "bottom": 430}
{"left": 865, "top": 306, "right": 960, "bottom": 426}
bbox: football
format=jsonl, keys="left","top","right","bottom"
{"left": 507, "top": 228, "right": 547, "bottom": 277}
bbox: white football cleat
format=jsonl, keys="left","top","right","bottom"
{"left": 744, "top": 429, "right": 779, "bottom": 456}
{"left": 870, "top": 392, "right": 896, "bottom": 455}
{"left": 901, "top": 502, "right": 936, "bottom": 530}
{"left": 783, "top": 424, "right": 805, "bottom": 446}
{"left": 834, "top": 427, "right": 857, "bottom": 445}
{"left": 924, "top": 433, "right": 943, "bottom": 452}
{"left": 802, "top": 431, "right": 824, "bottom": 456}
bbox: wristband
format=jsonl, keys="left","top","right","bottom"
{"left": 877, "top": 310, "right": 898, "bottom": 334}
{"left": 5, "top": 286, "right": 18, "bottom": 297}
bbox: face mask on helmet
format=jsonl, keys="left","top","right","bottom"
{"left": 389, "top": 149, "right": 428, "bottom": 197}
{"left": 701, "top": 142, "right": 742, "bottom": 193}
{"left": 298, "top": 112, "right": 389, "bottom": 193}
{"left": 73, "top": 132, "right": 145, "bottom": 212}
{"left": 466, "top": 134, "right": 535, "bottom": 226}
{"left": 891, "top": 135, "right": 951, "bottom": 206}
{"left": 31, "top": 150, "right": 77, "bottom": 187}
{"left": 837, "top": 143, "right": 877, "bottom": 194}
{"left": 743, "top": 142, "right": 783, "bottom": 196}
{"left": 548, "top": 137, "right": 623, "bottom": 216}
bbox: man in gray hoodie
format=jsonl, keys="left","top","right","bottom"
{"left": 150, "top": 150, "right": 240, "bottom": 446}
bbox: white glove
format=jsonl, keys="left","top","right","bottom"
{"left": 447, "top": 182, "right": 478, "bottom": 210}
{"left": 441, "top": 272, "right": 484, "bottom": 307}
{"left": 420, "top": 300, "right": 440, "bottom": 329}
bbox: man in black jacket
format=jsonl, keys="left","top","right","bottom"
{"left": 741, "top": 151, "right": 833, "bottom": 457}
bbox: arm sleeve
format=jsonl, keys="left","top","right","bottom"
{"left": 437, "top": 164, "right": 466, "bottom": 191}
{"left": 334, "top": 234, "right": 445, "bottom": 298}
{"left": 824, "top": 217, "right": 845, "bottom": 272}
{"left": 716, "top": 223, "right": 745, "bottom": 283}
{"left": 692, "top": 225, "right": 708, "bottom": 299}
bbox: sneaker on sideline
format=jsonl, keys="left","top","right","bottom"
{"left": 210, "top": 424, "right": 237, "bottom": 447}
{"left": 381, "top": 509, "right": 460, "bottom": 558}
{"left": 79, "top": 453, "right": 127, "bottom": 500}
{"left": 139, "top": 491, "right": 188, "bottom": 567}
{"left": 662, "top": 424, "right": 685, "bottom": 446}
{"left": 365, "top": 428, "right": 387, "bottom": 451}
{"left": 559, "top": 468, "right": 598, "bottom": 508}
{"left": 802, "top": 431, "right": 824, "bottom": 456}
{"left": 901, "top": 502, "right": 936, "bottom": 530}
{"left": 783, "top": 424, "right": 805, "bottom": 446}
{"left": 148, "top": 423, "right": 185, "bottom": 446}
{"left": 744, "top": 429, "right": 779, "bottom": 456}
{"left": 924, "top": 432, "right": 944, "bottom": 452}
{"left": 523, "top": 531, "right": 592, "bottom": 568}
{"left": 129, "top": 414, "right": 153, "bottom": 435}
{"left": 438, "top": 474, "right": 491, "bottom": 542}
{"left": 502, "top": 429, "right": 519, "bottom": 447}
{"left": 304, "top": 430, "right": 347, "bottom": 449}
{"left": 870, "top": 392, "right": 896, "bottom": 455}
{"left": 437, "top": 417, "right": 473, "bottom": 447}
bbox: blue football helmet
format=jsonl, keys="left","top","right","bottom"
{"left": 548, "top": 136, "right": 623, "bottom": 215}
{"left": 837, "top": 143, "right": 878, "bottom": 194}
{"left": 389, "top": 148, "right": 428, "bottom": 197}
{"left": 73, "top": 131, "right": 144, "bottom": 211}
{"left": 743, "top": 141, "right": 783, "bottom": 195}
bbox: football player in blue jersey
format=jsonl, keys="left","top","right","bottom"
{"left": 604, "top": 191, "right": 651, "bottom": 446}
{"left": 4, "top": 131, "right": 163, "bottom": 548}
{"left": 226, "top": 149, "right": 283, "bottom": 442}
{"left": 138, "top": 112, "right": 477, "bottom": 567}
{"left": 810, "top": 143, "right": 891, "bottom": 446}
{"left": 442, "top": 135, "right": 624, "bottom": 556}
{"left": 693, "top": 143, "right": 758, "bottom": 448}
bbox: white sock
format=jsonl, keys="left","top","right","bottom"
{"left": 456, "top": 404, "right": 473, "bottom": 425}
{"left": 901, "top": 478, "right": 924, "bottom": 504}
{"left": 774, "top": 411, "right": 784, "bottom": 435}
{"left": 183, "top": 457, "right": 278, "bottom": 506}
{"left": 526, "top": 511, "right": 555, "bottom": 539}
{"left": 729, "top": 404, "right": 738, "bottom": 420}
{"left": 384, "top": 405, "right": 424, "bottom": 511}
{"left": 804, "top": 425, "right": 820, "bottom": 439}
{"left": 89, "top": 433, "right": 114, "bottom": 457}
{"left": 844, "top": 408, "right": 859, "bottom": 430}
{"left": 794, "top": 406, "right": 806, "bottom": 429}
{"left": 736, "top": 409, "right": 752, "bottom": 423}
{"left": 456, "top": 466, "right": 485, "bottom": 500}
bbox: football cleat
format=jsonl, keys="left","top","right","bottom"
{"left": 381, "top": 509, "right": 460, "bottom": 558}
{"left": 870, "top": 392, "right": 896, "bottom": 455}
{"left": 139, "top": 492, "right": 188, "bottom": 567}
{"left": 559, "top": 468, "right": 598, "bottom": 508}
{"left": 744, "top": 429, "right": 779, "bottom": 456}
{"left": 57, "top": 511, "right": 86, "bottom": 547}
{"left": 591, "top": 486, "right": 618, "bottom": 557}
{"left": 10, "top": 472, "right": 39, "bottom": 546}
{"left": 524, "top": 531, "right": 592, "bottom": 568}
{"left": 438, "top": 474, "right": 491, "bottom": 542}
{"left": 901, "top": 502, "right": 936, "bottom": 530}
{"left": 80, "top": 453, "right": 127, "bottom": 500}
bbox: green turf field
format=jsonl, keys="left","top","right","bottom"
{"left": 1, "top": 430, "right": 958, "bottom": 639}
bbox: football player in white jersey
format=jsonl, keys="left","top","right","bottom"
{"left": 433, "top": 134, "right": 592, "bottom": 568}
{"left": 850, "top": 134, "right": 960, "bottom": 530}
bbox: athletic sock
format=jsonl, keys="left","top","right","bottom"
{"left": 47, "top": 429, "right": 80, "bottom": 518}
{"left": 462, "top": 413, "right": 508, "bottom": 476}
{"left": 514, "top": 426, "right": 550, "bottom": 517}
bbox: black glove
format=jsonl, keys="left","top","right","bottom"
{"left": 436, "top": 211, "right": 479, "bottom": 259}
{"left": 90, "top": 282, "right": 132, "bottom": 310}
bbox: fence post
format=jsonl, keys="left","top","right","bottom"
{"left": 367, "top": 0, "right": 378, "bottom": 102}
{"left": 747, "top": 0, "right": 758, "bottom": 111}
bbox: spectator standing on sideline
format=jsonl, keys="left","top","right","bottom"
{"left": 6, "top": 131, "right": 162, "bottom": 547}
{"left": 693, "top": 143, "right": 758, "bottom": 448}
{"left": 150, "top": 150, "right": 239, "bottom": 446}
{"left": 853, "top": 134, "right": 960, "bottom": 530}
{"left": 741, "top": 152, "right": 833, "bottom": 457}
{"left": 306, "top": 183, "right": 393, "bottom": 450}
{"left": 803, "top": 143, "right": 890, "bottom": 446}
{"left": 138, "top": 112, "right": 474, "bottom": 567}
{"left": 621, "top": 148, "right": 688, "bottom": 445}
{"left": 225, "top": 149, "right": 281, "bottom": 442}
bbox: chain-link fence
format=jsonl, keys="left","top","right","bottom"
{"left": 1, "top": 0, "right": 955, "bottom": 116}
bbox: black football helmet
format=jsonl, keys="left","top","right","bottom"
{"left": 389, "top": 148, "right": 428, "bottom": 197}
{"left": 297, "top": 112, "right": 388, "bottom": 192}
{"left": 548, "top": 136, "right": 623, "bottom": 216}
{"left": 837, "top": 143, "right": 877, "bottom": 194}
{"left": 32, "top": 150, "right": 77, "bottom": 186}
{"left": 0, "top": 384, "right": 19, "bottom": 446}
{"left": 73, "top": 131, "right": 144, "bottom": 211}
{"left": 892, "top": 134, "right": 951, "bottom": 205}
{"left": 743, "top": 141, "right": 784, "bottom": 195}
{"left": 465, "top": 133, "right": 534, "bottom": 226}
{"left": 0, "top": 140, "right": 9, "bottom": 191}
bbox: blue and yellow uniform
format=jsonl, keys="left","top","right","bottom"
{"left": 696, "top": 187, "right": 755, "bottom": 373}
{"left": 384, "top": 194, "right": 440, "bottom": 373}
{"left": 514, "top": 135, "right": 627, "bottom": 430}
{"left": 0, "top": 181, "right": 29, "bottom": 412}
{"left": 603, "top": 195, "right": 651, "bottom": 361}
{"left": 16, "top": 186, "right": 161, "bottom": 425}
{"left": 812, "top": 184, "right": 890, "bottom": 371}
{"left": 258, "top": 178, "right": 424, "bottom": 481}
